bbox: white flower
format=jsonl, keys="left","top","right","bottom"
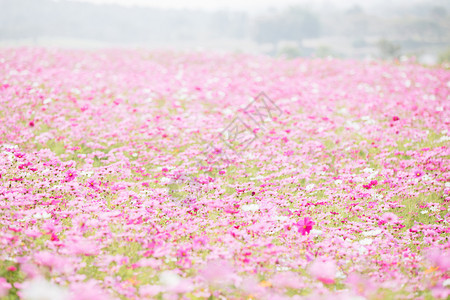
{"left": 33, "top": 212, "right": 51, "bottom": 220}
{"left": 359, "top": 238, "right": 373, "bottom": 245}
{"left": 275, "top": 215, "right": 289, "bottom": 221}
{"left": 439, "top": 136, "right": 450, "bottom": 142}
{"left": 443, "top": 278, "right": 450, "bottom": 287}
{"left": 334, "top": 179, "right": 343, "bottom": 185}
{"left": 241, "top": 204, "right": 259, "bottom": 212}
{"left": 354, "top": 177, "right": 364, "bottom": 183}
{"left": 358, "top": 246, "right": 368, "bottom": 254}
{"left": 362, "top": 229, "right": 382, "bottom": 237}
{"left": 372, "top": 194, "right": 383, "bottom": 200}
{"left": 2, "top": 151, "right": 14, "bottom": 161}
{"left": 421, "top": 174, "right": 432, "bottom": 181}
{"left": 159, "top": 271, "right": 181, "bottom": 288}
{"left": 445, "top": 182, "right": 450, "bottom": 188}
{"left": 2, "top": 144, "right": 18, "bottom": 149}
{"left": 41, "top": 169, "right": 51, "bottom": 175}
{"left": 363, "top": 168, "right": 375, "bottom": 174}
{"left": 361, "top": 116, "right": 376, "bottom": 124}
{"left": 335, "top": 270, "right": 346, "bottom": 279}
{"left": 160, "top": 177, "right": 171, "bottom": 185}
{"left": 244, "top": 153, "right": 257, "bottom": 160}
{"left": 79, "top": 171, "right": 94, "bottom": 177}
{"left": 420, "top": 210, "right": 429, "bottom": 214}
{"left": 223, "top": 108, "right": 233, "bottom": 115}
{"left": 429, "top": 206, "right": 438, "bottom": 212}
{"left": 305, "top": 184, "right": 315, "bottom": 192}
{"left": 21, "top": 277, "right": 69, "bottom": 300}
{"left": 348, "top": 296, "right": 367, "bottom": 300}
{"left": 43, "top": 98, "right": 53, "bottom": 104}
{"left": 310, "top": 229, "right": 323, "bottom": 235}
{"left": 346, "top": 121, "right": 360, "bottom": 130}
{"left": 404, "top": 80, "right": 411, "bottom": 87}
{"left": 338, "top": 108, "right": 349, "bottom": 115}
{"left": 20, "top": 172, "right": 30, "bottom": 178}
{"left": 367, "top": 172, "right": 378, "bottom": 180}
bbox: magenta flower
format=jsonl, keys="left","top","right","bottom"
{"left": 86, "top": 179, "right": 98, "bottom": 190}
{"left": 414, "top": 169, "right": 424, "bottom": 177}
{"left": 64, "top": 170, "right": 77, "bottom": 182}
{"left": 295, "top": 217, "right": 315, "bottom": 235}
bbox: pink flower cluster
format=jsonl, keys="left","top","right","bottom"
{"left": 0, "top": 48, "right": 449, "bottom": 299}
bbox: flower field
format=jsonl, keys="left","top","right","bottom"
{"left": 0, "top": 48, "right": 449, "bottom": 299}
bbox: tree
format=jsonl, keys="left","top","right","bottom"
{"left": 377, "top": 39, "right": 401, "bottom": 60}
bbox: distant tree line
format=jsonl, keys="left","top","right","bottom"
{"left": 0, "top": 0, "right": 320, "bottom": 45}
{"left": 1, "top": 0, "right": 449, "bottom": 60}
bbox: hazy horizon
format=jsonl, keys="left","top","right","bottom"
{"left": 2, "top": 0, "right": 449, "bottom": 63}
{"left": 65, "top": 0, "right": 431, "bottom": 12}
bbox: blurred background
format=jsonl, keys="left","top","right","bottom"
{"left": 1, "top": 0, "right": 449, "bottom": 64}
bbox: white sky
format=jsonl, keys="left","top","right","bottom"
{"left": 68, "top": 0, "right": 389, "bottom": 11}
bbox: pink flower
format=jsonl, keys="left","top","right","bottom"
{"left": 69, "top": 280, "right": 111, "bottom": 300}
{"left": 86, "top": 179, "right": 98, "bottom": 190}
{"left": 295, "top": 217, "right": 315, "bottom": 235}
{"left": 0, "top": 277, "right": 11, "bottom": 298}
{"left": 427, "top": 248, "right": 450, "bottom": 271}
{"left": 363, "top": 184, "right": 372, "bottom": 189}
{"left": 414, "top": 170, "right": 424, "bottom": 177}
{"left": 140, "top": 285, "right": 163, "bottom": 298}
{"left": 346, "top": 273, "right": 376, "bottom": 297}
{"left": 271, "top": 271, "right": 303, "bottom": 289}
{"left": 64, "top": 238, "right": 99, "bottom": 256}
{"left": 308, "top": 259, "right": 337, "bottom": 284}
{"left": 381, "top": 212, "right": 399, "bottom": 224}
{"left": 200, "top": 260, "right": 234, "bottom": 287}
{"left": 240, "top": 276, "right": 265, "bottom": 297}
{"left": 431, "top": 286, "right": 450, "bottom": 299}
{"left": 64, "top": 170, "right": 77, "bottom": 182}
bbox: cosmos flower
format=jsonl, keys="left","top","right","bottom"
{"left": 414, "top": 169, "right": 424, "bottom": 177}
{"left": 200, "top": 260, "right": 234, "bottom": 287}
{"left": 0, "top": 277, "right": 11, "bottom": 298}
{"left": 0, "top": 48, "right": 447, "bottom": 300}
{"left": 20, "top": 277, "right": 69, "bottom": 300}
{"left": 308, "top": 259, "right": 337, "bottom": 285}
{"left": 381, "top": 212, "right": 399, "bottom": 224}
{"left": 64, "top": 170, "right": 77, "bottom": 182}
{"left": 427, "top": 248, "right": 450, "bottom": 272}
{"left": 295, "top": 217, "right": 315, "bottom": 235}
